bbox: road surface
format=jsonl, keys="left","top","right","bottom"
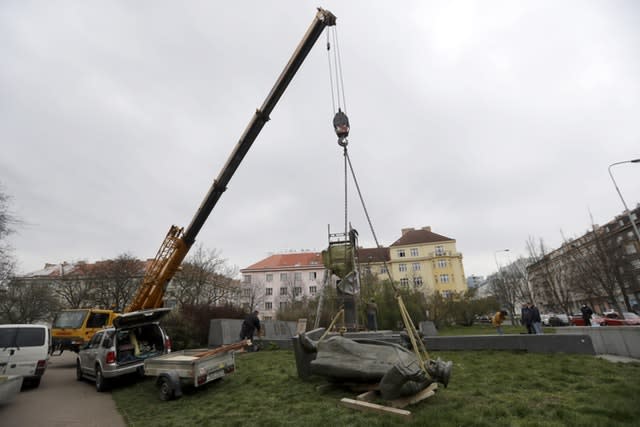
{"left": 0, "top": 351, "right": 126, "bottom": 427}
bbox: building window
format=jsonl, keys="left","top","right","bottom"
{"left": 309, "top": 271, "right": 317, "bottom": 280}
{"left": 279, "top": 302, "right": 288, "bottom": 310}
{"left": 265, "top": 302, "right": 273, "bottom": 310}
{"left": 413, "top": 277, "right": 423, "bottom": 288}
{"left": 626, "top": 244, "right": 637, "bottom": 254}
{"left": 412, "top": 262, "right": 421, "bottom": 271}
{"left": 266, "top": 274, "right": 273, "bottom": 282}
{"left": 294, "top": 272, "right": 302, "bottom": 282}
{"left": 243, "top": 275, "right": 251, "bottom": 284}
{"left": 380, "top": 266, "right": 388, "bottom": 274}
{"left": 438, "top": 259, "right": 447, "bottom": 268}
{"left": 441, "top": 290, "right": 451, "bottom": 298}
{"left": 309, "top": 285, "right": 317, "bottom": 295}
{"left": 280, "top": 273, "right": 288, "bottom": 282}
{"left": 435, "top": 245, "right": 445, "bottom": 256}
{"left": 410, "top": 248, "right": 419, "bottom": 257}
{"left": 440, "top": 274, "right": 450, "bottom": 283}
{"left": 266, "top": 288, "right": 273, "bottom": 296}
{"left": 294, "top": 287, "right": 302, "bottom": 297}
{"left": 399, "top": 263, "right": 407, "bottom": 272}
{"left": 397, "top": 249, "right": 406, "bottom": 258}
{"left": 242, "top": 288, "right": 250, "bottom": 297}
{"left": 280, "top": 287, "right": 288, "bottom": 296}
{"left": 400, "top": 278, "right": 409, "bottom": 287}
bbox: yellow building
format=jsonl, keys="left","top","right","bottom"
{"left": 359, "top": 226, "right": 467, "bottom": 296}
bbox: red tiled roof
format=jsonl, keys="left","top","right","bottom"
{"left": 242, "top": 252, "right": 324, "bottom": 272}
{"left": 357, "top": 247, "right": 390, "bottom": 263}
{"left": 390, "top": 228, "right": 453, "bottom": 246}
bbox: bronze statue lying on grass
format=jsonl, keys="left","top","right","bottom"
{"left": 298, "top": 333, "right": 452, "bottom": 400}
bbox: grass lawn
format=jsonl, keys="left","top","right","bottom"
{"left": 113, "top": 349, "right": 640, "bottom": 427}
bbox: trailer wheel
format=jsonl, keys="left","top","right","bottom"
{"left": 158, "top": 377, "right": 175, "bottom": 401}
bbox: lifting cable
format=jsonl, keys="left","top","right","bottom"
{"left": 325, "top": 27, "right": 431, "bottom": 371}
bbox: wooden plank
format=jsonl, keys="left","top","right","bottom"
{"left": 389, "top": 383, "right": 438, "bottom": 409}
{"left": 340, "top": 398, "right": 412, "bottom": 418}
{"left": 192, "top": 340, "right": 250, "bottom": 358}
{"left": 356, "top": 390, "right": 377, "bottom": 402}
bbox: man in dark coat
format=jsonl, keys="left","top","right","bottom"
{"left": 580, "top": 304, "right": 594, "bottom": 326}
{"left": 521, "top": 304, "right": 534, "bottom": 334}
{"left": 240, "top": 310, "right": 261, "bottom": 341}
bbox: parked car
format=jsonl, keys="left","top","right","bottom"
{"left": 541, "top": 313, "right": 569, "bottom": 327}
{"left": 569, "top": 313, "right": 604, "bottom": 326}
{"left": 600, "top": 311, "right": 640, "bottom": 326}
{"left": 0, "top": 324, "right": 50, "bottom": 388}
{"left": 76, "top": 308, "right": 172, "bottom": 392}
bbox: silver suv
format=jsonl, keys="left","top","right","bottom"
{"left": 76, "top": 308, "right": 172, "bottom": 391}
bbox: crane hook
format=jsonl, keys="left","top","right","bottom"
{"left": 333, "top": 109, "right": 350, "bottom": 147}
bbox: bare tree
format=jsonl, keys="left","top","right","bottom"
{"left": 526, "top": 237, "right": 575, "bottom": 316}
{"left": 240, "top": 279, "right": 265, "bottom": 312}
{"left": 50, "top": 263, "right": 94, "bottom": 308}
{"left": 0, "top": 277, "right": 60, "bottom": 323}
{"left": 169, "top": 244, "right": 239, "bottom": 307}
{"left": 91, "top": 254, "right": 145, "bottom": 312}
{"left": 488, "top": 271, "right": 519, "bottom": 323}
{"left": 561, "top": 226, "right": 628, "bottom": 313}
{"left": 0, "top": 185, "right": 17, "bottom": 286}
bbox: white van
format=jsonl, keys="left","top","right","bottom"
{"left": 0, "top": 324, "right": 51, "bottom": 388}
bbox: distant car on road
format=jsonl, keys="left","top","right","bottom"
{"left": 600, "top": 311, "right": 640, "bottom": 326}
{"left": 76, "top": 308, "right": 172, "bottom": 392}
{"left": 569, "top": 313, "right": 604, "bottom": 326}
{"left": 541, "top": 313, "right": 569, "bottom": 327}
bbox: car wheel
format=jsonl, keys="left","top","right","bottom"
{"left": 158, "top": 377, "right": 175, "bottom": 401}
{"left": 76, "top": 360, "right": 84, "bottom": 381}
{"left": 95, "top": 366, "right": 108, "bottom": 392}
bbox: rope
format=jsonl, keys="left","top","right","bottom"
{"left": 326, "top": 31, "right": 336, "bottom": 115}
{"left": 324, "top": 19, "right": 428, "bottom": 374}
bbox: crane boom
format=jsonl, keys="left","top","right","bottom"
{"left": 126, "top": 8, "right": 337, "bottom": 312}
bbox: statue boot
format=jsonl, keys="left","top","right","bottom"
{"left": 426, "top": 358, "right": 453, "bottom": 388}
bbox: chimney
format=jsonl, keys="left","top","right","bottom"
{"left": 421, "top": 226, "right": 432, "bottom": 232}
{"left": 401, "top": 227, "right": 415, "bottom": 235}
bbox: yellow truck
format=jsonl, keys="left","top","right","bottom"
{"left": 51, "top": 309, "right": 118, "bottom": 354}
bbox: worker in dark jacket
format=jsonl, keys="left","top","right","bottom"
{"left": 580, "top": 304, "right": 594, "bottom": 326}
{"left": 240, "top": 310, "right": 261, "bottom": 341}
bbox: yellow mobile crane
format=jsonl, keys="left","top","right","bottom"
{"left": 51, "top": 8, "right": 337, "bottom": 354}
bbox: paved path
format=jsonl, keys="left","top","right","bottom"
{"left": 0, "top": 351, "right": 126, "bottom": 427}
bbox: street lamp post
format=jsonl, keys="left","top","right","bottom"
{"left": 608, "top": 159, "right": 640, "bottom": 246}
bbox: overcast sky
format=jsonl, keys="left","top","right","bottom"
{"left": 2, "top": 1, "right": 639, "bottom": 279}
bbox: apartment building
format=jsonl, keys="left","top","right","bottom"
{"left": 388, "top": 226, "right": 467, "bottom": 296}
{"left": 527, "top": 206, "right": 640, "bottom": 314}
{"left": 239, "top": 252, "right": 329, "bottom": 320}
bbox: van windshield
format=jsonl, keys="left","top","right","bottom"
{"left": 0, "top": 327, "right": 46, "bottom": 347}
{"left": 53, "top": 310, "right": 89, "bottom": 328}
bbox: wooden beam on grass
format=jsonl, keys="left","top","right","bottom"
{"left": 340, "top": 398, "right": 412, "bottom": 418}
{"left": 389, "top": 383, "right": 438, "bottom": 409}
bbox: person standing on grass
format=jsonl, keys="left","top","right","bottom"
{"left": 492, "top": 310, "right": 507, "bottom": 335}
{"left": 522, "top": 303, "right": 534, "bottom": 334}
{"left": 240, "top": 309, "right": 261, "bottom": 350}
{"left": 530, "top": 303, "right": 543, "bottom": 334}
{"left": 366, "top": 298, "right": 378, "bottom": 331}
{"left": 581, "top": 304, "right": 594, "bottom": 326}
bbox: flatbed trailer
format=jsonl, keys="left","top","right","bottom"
{"left": 143, "top": 340, "right": 248, "bottom": 400}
